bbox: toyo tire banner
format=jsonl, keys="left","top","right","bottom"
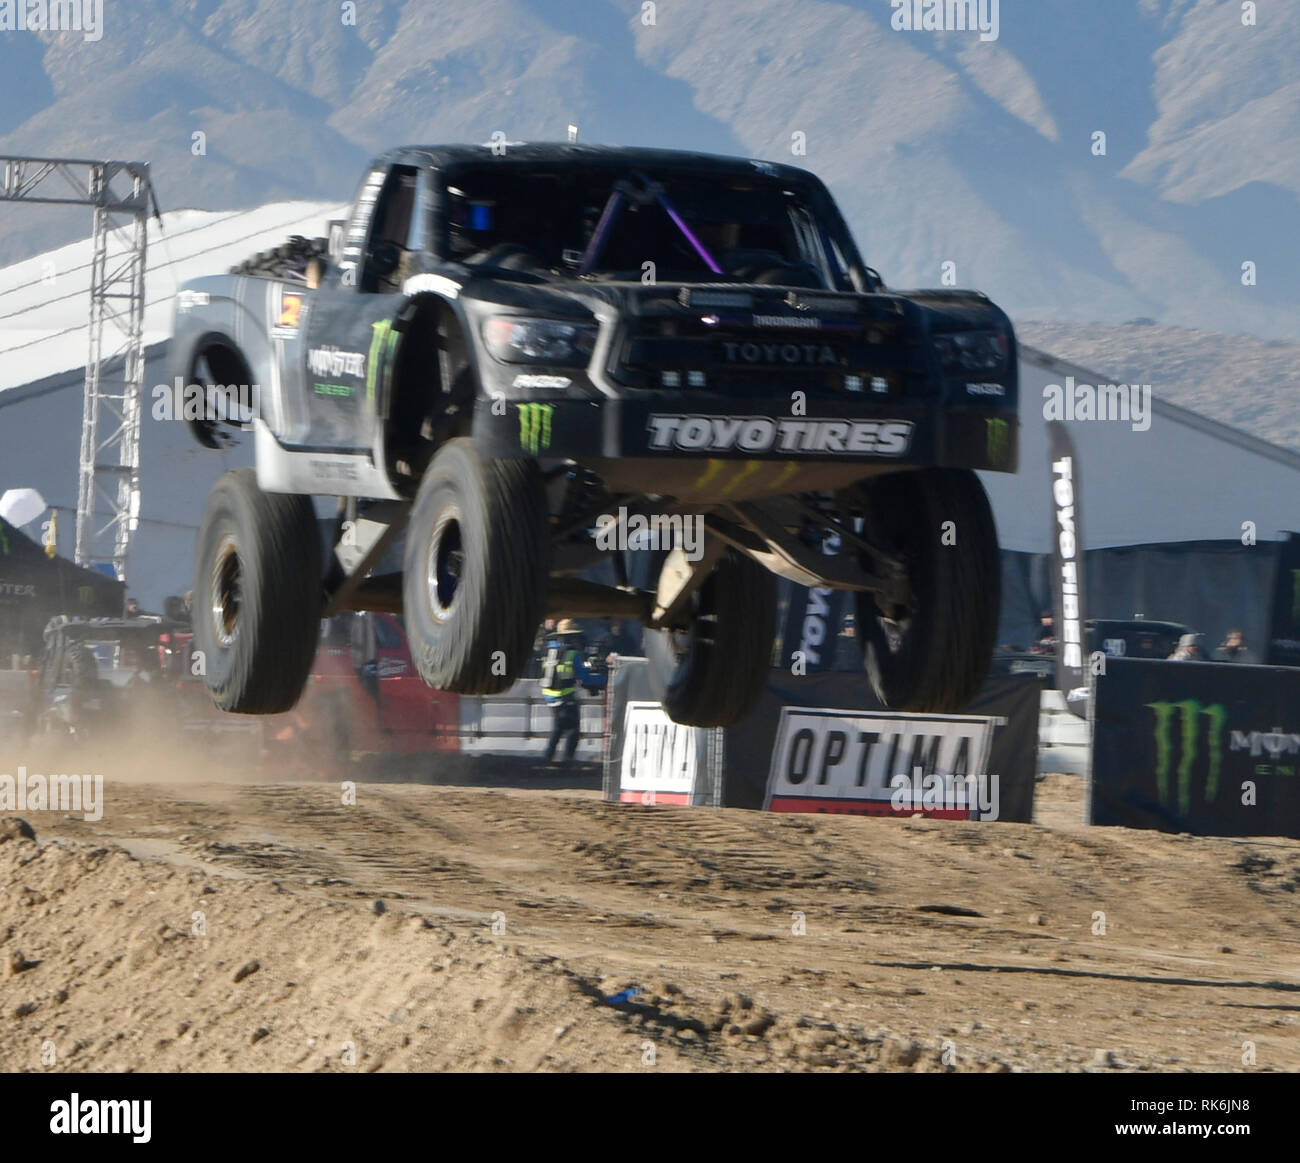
{"left": 1047, "top": 421, "right": 1089, "bottom": 718}
{"left": 1091, "top": 657, "right": 1300, "bottom": 837}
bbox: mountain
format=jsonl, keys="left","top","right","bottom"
{"left": 1, "top": 0, "right": 1297, "bottom": 340}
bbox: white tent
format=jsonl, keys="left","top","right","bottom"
{"left": 985, "top": 346, "right": 1300, "bottom": 552}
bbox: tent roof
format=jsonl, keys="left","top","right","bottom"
{"left": 980, "top": 345, "right": 1300, "bottom": 553}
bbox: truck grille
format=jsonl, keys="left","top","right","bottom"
{"left": 612, "top": 315, "right": 919, "bottom": 397}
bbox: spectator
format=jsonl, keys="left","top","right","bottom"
{"left": 540, "top": 619, "right": 606, "bottom": 766}
{"left": 1168, "top": 633, "right": 1204, "bottom": 661}
{"left": 1213, "top": 629, "right": 1254, "bottom": 663}
{"left": 125, "top": 597, "right": 141, "bottom": 617}
{"left": 594, "top": 618, "right": 637, "bottom": 661}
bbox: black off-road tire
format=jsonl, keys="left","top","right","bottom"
{"left": 645, "top": 549, "right": 778, "bottom": 727}
{"left": 856, "top": 467, "right": 1000, "bottom": 712}
{"left": 228, "top": 234, "right": 328, "bottom": 281}
{"left": 402, "top": 438, "right": 549, "bottom": 694}
{"left": 192, "top": 468, "right": 322, "bottom": 714}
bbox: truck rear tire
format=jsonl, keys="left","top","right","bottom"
{"left": 645, "top": 549, "right": 777, "bottom": 727}
{"left": 402, "top": 438, "right": 549, "bottom": 694}
{"left": 855, "top": 467, "right": 1000, "bottom": 711}
{"left": 193, "top": 468, "right": 322, "bottom": 714}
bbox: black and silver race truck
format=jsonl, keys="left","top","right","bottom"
{"left": 167, "top": 144, "right": 1017, "bottom": 727}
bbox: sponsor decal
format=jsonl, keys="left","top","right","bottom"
{"left": 619, "top": 702, "right": 696, "bottom": 803}
{"left": 271, "top": 288, "right": 304, "bottom": 338}
{"left": 764, "top": 707, "right": 1003, "bottom": 818}
{"left": 752, "top": 315, "right": 822, "bottom": 329}
{"left": 377, "top": 657, "right": 409, "bottom": 677}
{"left": 78, "top": 585, "right": 93, "bottom": 604}
{"left": 176, "top": 289, "right": 210, "bottom": 312}
{"left": 1051, "top": 455, "right": 1082, "bottom": 671}
{"left": 307, "top": 346, "right": 366, "bottom": 379}
{"left": 1147, "top": 700, "right": 1227, "bottom": 814}
{"left": 722, "top": 341, "right": 839, "bottom": 365}
{"left": 365, "top": 319, "right": 398, "bottom": 402}
{"left": 0, "top": 581, "right": 37, "bottom": 598}
{"left": 647, "top": 414, "right": 912, "bottom": 456}
{"left": 518, "top": 402, "right": 554, "bottom": 454}
{"left": 308, "top": 459, "right": 360, "bottom": 482}
{"left": 402, "top": 273, "right": 461, "bottom": 300}
{"left": 966, "top": 381, "right": 1005, "bottom": 397}
{"left": 794, "top": 533, "right": 843, "bottom": 669}
{"left": 512, "top": 374, "right": 571, "bottom": 389}
{"left": 986, "top": 416, "right": 1009, "bottom": 465}
{"left": 313, "top": 382, "right": 354, "bottom": 397}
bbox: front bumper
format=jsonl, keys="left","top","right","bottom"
{"left": 473, "top": 393, "right": 1018, "bottom": 475}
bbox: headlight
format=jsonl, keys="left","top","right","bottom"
{"left": 482, "top": 317, "right": 597, "bottom": 366}
{"left": 933, "top": 329, "right": 1009, "bottom": 373}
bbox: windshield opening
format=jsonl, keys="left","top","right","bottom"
{"left": 440, "top": 163, "right": 841, "bottom": 287}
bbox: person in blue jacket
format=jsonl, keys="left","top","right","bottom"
{"left": 541, "top": 619, "right": 606, "bottom": 765}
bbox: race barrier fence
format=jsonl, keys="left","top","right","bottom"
{"left": 604, "top": 659, "right": 1041, "bottom": 822}
{"left": 1090, "top": 657, "right": 1300, "bottom": 837}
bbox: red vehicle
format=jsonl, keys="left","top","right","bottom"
{"left": 264, "top": 613, "right": 461, "bottom": 775}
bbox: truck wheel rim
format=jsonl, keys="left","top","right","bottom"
{"left": 210, "top": 535, "right": 243, "bottom": 649}
{"left": 426, "top": 506, "right": 464, "bottom": 622}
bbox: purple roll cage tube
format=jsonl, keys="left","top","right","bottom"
{"left": 576, "top": 175, "right": 725, "bottom": 276}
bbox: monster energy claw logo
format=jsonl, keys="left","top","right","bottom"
{"left": 518, "top": 402, "right": 553, "bottom": 454}
{"left": 366, "top": 319, "right": 398, "bottom": 402}
{"left": 1148, "top": 700, "right": 1226, "bottom": 816}
{"left": 986, "top": 417, "right": 1008, "bottom": 465}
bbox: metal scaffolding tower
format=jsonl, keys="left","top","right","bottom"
{"left": 0, "top": 156, "right": 155, "bottom": 584}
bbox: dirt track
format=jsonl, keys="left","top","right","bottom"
{"left": 2, "top": 762, "right": 1299, "bottom": 1073}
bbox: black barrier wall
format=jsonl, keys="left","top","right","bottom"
{"left": 606, "top": 662, "right": 1041, "bottom": 823}
{"left": 724, "top": 671, "right": 1040, "bottom": 822}
{"left": 1091, "top": 657, "right": 1300, "bottom": 837}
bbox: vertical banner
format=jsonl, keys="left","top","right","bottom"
{"left": 1047, "top": 421, "right": 1088, "bottom": 718}
{"left": 1266, "top": 532, "right": 1300, "bottom": 668}
{"left": 778, "top": 534, "right": 849, "bottom": 674}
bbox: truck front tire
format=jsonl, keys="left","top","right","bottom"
{"left": 193, "top": 468, "right": 322, "bottom": 714}
{"left": 856, "top": 467, "right": 1000, "bottom": 712}
{"left": 402, "top": 438, "right": 549, "bottom": 694}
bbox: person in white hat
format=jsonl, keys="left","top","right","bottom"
{"left": 540, "top": 619, "right": 606, "bottom": 765}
